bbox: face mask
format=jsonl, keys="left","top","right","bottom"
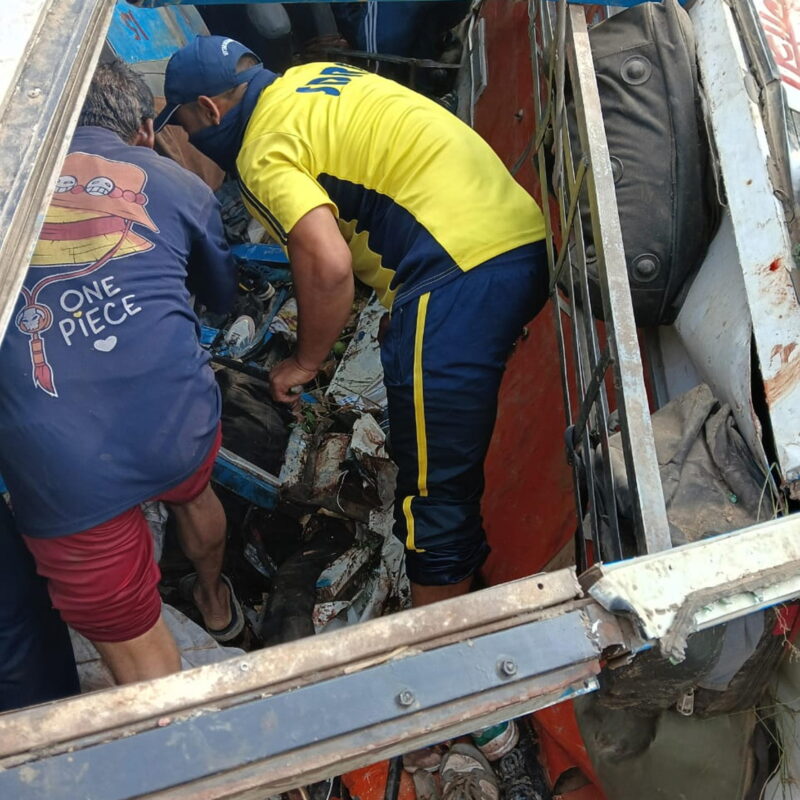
{"left": 189, "top": 67, "right": 276, "bottom": 173}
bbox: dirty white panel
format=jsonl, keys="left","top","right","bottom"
{"left": 692, "top": 0, "right": 800, "bottom": 487}
{"left": 588, "top": 513, "right": 800, "bottom": 662}
{"left": 0, "top": 0, "right": 49, "bottom": 114}
{"left": 673, "top": 212, "right": 768, "bottom": 468}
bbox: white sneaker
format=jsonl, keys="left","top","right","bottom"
{"left": 441, "top": 744, "right": 500, "bottom": 800}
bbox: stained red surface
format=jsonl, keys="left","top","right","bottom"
{"left": 473, "top": 5, "right": 606, "bottom": 797}
{"left": 475, "top": 0, "right": 576, "bottom": 586}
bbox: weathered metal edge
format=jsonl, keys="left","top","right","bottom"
{"left": 0, "top": 568, "right": 581, "bottom": 759}
{"left": 0, "top": 0, "right": 115, "bottom": 346}
{"left": 587, "top": 513, "right": 800, "bottom": 661}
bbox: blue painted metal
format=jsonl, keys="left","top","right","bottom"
{"left": 212, "top": 450, "right": 280, "bottom": 509}
{"left": 107, "top": 1, "right": 206, "bottom": 63}
{"left": 0, "top": 610, "right": 599, "bottom": 800}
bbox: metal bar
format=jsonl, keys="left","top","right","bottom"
{"left": 586, "top": 513, "right": 800, "bottom": 662}
{"left": 0, "top": 568, "right": 582, "bottom": 759}
{"left": 549, "top": 156, "right": 588, "bottom": 292}
{"left": 559, "top": 115, "right": 623, "bottom": 563}
{"left": 318, "top": 48, "right": 461, "bottom": 71}
{"left": 529, "top": 0, "right": 589, "bottom": 566}
{"left": 0, "top": 607, "right": 607, "bottom": 800}
{"left": 571, "top": 348, "right": 613, "bottom": 446}
{"left": 564, "top": 5, "right": 672, "bottom": 555}
{"left": 0, "top": 0, "right": 114, "bottom": 346}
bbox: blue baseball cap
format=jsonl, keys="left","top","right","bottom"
{"left": 154, "top": 36, "right": 260, "bottom": 132}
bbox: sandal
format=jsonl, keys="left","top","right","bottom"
{"left": 178, "top": 572, "right": 245, "bottom": 643}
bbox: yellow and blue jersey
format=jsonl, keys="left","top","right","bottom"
{"left": 237, "top": 62, "right": 546, "bottom": 309}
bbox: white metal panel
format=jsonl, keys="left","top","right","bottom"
{"left": 588, "top": 514, "right": 800, "bottom": 662}
{"left": 673, "top": 212, "right": 769, "bottom": 469}
{"left": 0, "top": 0, "right": 49, "bottom": 115}
{"left": 692, "top": 0, "right": 800, "bottom": 489}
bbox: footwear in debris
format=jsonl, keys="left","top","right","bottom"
{"left": 178, "top": 572, "right": 245, "bottom": 643}
{"left": 440, "top": 743, "right": 500, "bottom": 800}
{"left": 496, "top": 746, "right": 545, "bottom": 800}
{"left": 472, "top": 719, "right": 520, "bottom": 761}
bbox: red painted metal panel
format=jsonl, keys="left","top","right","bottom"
{"left": 475, "top": 0, "right": 576, "bottom": 586}
{"left": 473, "top": 7, "right": 606, "bottom": 796}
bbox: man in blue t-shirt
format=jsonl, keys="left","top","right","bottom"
{"left": 0, "top": 59, "right": 238, "bottom": 684}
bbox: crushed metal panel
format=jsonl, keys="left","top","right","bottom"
{"left": 673, "top": 212, "right": 769, "bottom": 469}
{"left": 586, "top": 513, "right": 800, "bottom": 662}
{"left": 691, "top": 0, "right": 800, "bottom": 490}
{"left": 326, "top": 296, "right": 387, "bottom": 413}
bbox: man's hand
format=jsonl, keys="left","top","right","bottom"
{"left": 269, "top": 356, "right": 318, "bottom": 406}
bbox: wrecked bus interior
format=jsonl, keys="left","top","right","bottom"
{"left": 1, "top": 0, "right": 800, "bottom": 798}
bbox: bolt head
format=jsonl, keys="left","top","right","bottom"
{"left": 396, "top": 690, "right": 415, "bottom": 707}
{"left": 499, "top": 658, "right": 518, "bottom": 677}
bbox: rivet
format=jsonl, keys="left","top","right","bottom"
{"left": 240, "top": 662, "right": 250, "bottom": 672}
{"left": 28, "top": 87, "right": 42, "bottom": 99}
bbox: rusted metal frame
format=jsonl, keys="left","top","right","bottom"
{"left": 529, "top": 0, "right": 591, "bottom": 567}
{"left": 0, "top": 606, "right": 615, "bottom": 800}
{"left": 564, "top": 5, "right": 672, "bottom": 556}
{"left": 570, "top": 349, "right": 613, "bottom": 457}
{"left": 729, "top": 0, "right": 800, "bottom": 275}
{"left": 549, "top": 20, "right": 623, "bottom": 564}
{"left": 549, "top": 157, "right": 588, "bottom": 293}
{"left": 557, "top": 103, "right": 624, "bottom": 564}
{"left": 553, "top": 166, "right": 607, "bottom": 560}
{"left": 586, "top": 513, "right": 800, "bottom": 662}
{"left": 0, "top": 568, "right": 582, "bottom": 759}
{"left": 0, "top": 0, "right": 115, "bottom": 346}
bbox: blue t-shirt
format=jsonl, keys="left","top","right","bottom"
{"left": 0, "top": 126, "right": 235, "bottom": 538}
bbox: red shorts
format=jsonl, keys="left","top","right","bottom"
{"left": 24, "top": 426, "right": 222, "bottom": 643}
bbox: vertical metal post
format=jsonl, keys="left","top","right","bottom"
{"left": 529, "top": 0, "right": 672, "bottom": 558}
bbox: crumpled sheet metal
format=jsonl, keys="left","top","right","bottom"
{"left": 279, "top": 413, "right": 397, "bottom": 521}
{"left": 587, "top": 513, "right": 800, "bottom": 662}
{"left": 313, "top": 509, "right": 410, "bottom": 633}
{"left": 326, "top": 296, "right": 387, "bottom": 412}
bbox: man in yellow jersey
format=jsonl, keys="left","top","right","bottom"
{"left": 157, "top": 36, "right": 548, "bottom": 610}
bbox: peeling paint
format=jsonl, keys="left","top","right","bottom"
{"left": 764, "top": 349, "right": 800, "bottom": 404}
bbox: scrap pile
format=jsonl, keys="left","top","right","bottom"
{"left": 160, "top": 183, "right": 409, "bottom": 648}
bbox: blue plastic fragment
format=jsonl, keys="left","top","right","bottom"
{"left": 231, "top": 243, "right": 290, "bottom": 265}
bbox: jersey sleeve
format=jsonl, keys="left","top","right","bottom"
{"left": 236, "top": 131, "right": 338, "bottom": 246}
{"left": 186, "top": 188, "right": 237, "bottom": 314}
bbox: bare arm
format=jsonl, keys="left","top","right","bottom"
{"left": 269, "top": 205, "right": 354, "bottom": 404}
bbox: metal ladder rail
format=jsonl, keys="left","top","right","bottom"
{"left": 529, "top": 0, "right": 672, "bottom": 562}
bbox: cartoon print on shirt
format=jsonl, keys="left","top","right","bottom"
{"left": 17, "top": 152, "right": 158, "bottom": 397}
